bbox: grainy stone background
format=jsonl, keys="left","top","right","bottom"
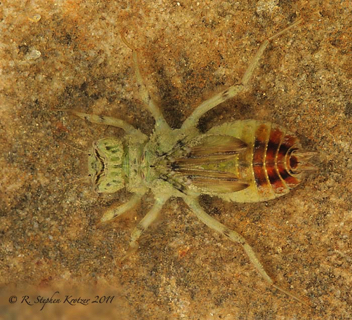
{"left": 1, "top": 1, "right": 351, "bottom": 319}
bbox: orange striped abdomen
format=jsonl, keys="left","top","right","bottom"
{"left": 208, "top": 120, "right": 311, "bottom": 203}
{"left": 251, "top": 123, "right": 301, "bottom": 199}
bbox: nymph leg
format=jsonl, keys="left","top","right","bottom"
{"left": 61, "top": 110, "right": 146, "bottom": 139}
{"left": 181, "top": 19, "right": 302, "bottom": 130}
{"left": 183, "top": 196, "right": 309, "bottom": 305}
{"left": 122, "top": 195, "right": 170, "bottom": 260}
{"left": 100, "top": 193, "right": 144, "bottom": 223}
{"left": 120, "top": 34, "right": 170, "bottom": 132}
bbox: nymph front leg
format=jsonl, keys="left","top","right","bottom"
{"left": 99, "top": 193, "right": 144, "bottom": 224}
{"left": 122, "top": 194, "right": 170, "bottom": 260}
{"left": 181, "top": 19, "right": 302, "bottom": 130}
{"left": 183, "top": 196, "right": 309, "bottom": 306}
{"left": 120, "top": 34, "right": 170, "bottom": 132}
{"left": 60, "top": 109, "right": 146, "bottom": 139}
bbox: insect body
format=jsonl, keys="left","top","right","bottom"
{"left": 63, "top": 19, "right": 315, "bottom": 305}
{"left": 91, "top": 120, "right": 310, "bottom": 201}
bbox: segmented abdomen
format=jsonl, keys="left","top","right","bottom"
{"left": 252, "top": 122, "right": 300, "bottom": 195}
{"left": 208, "top": 120, "right": 304, "bottom": 203}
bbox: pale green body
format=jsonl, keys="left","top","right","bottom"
{"left": 89, "top": 119, "right": 302, "bottom": 204}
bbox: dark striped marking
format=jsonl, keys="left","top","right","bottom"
{"left": 253, "top": 124, "right": 270, "bottom": 189}
{"left": 266, "top": 127, "right": 286, "bottom": 192}
{"left": 266, "top": 127, "right": 282, "bottom": 165}
{"left": 267, "top": 166, "right": 284, "bottom": 190}
{"left": 222, "top": 228, "right": 231, "bottom": 239}
{"left": 278, "top": 164, "right": 299, "bottom": 187}
{"left": 222, "top": 89, "right": 230, "bottom": 100}
{"left": 253, "top": 125, "right": 301, "bottom": 194}
{"left": 280, "top": 135, "right": 300, "bottom": 188}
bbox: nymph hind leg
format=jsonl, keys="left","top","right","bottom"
{"left": 181, "top": 19, "right": 302, "bottom": 130}
{"left": 183, "top": 196, "right": 309, "bottom": 306}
